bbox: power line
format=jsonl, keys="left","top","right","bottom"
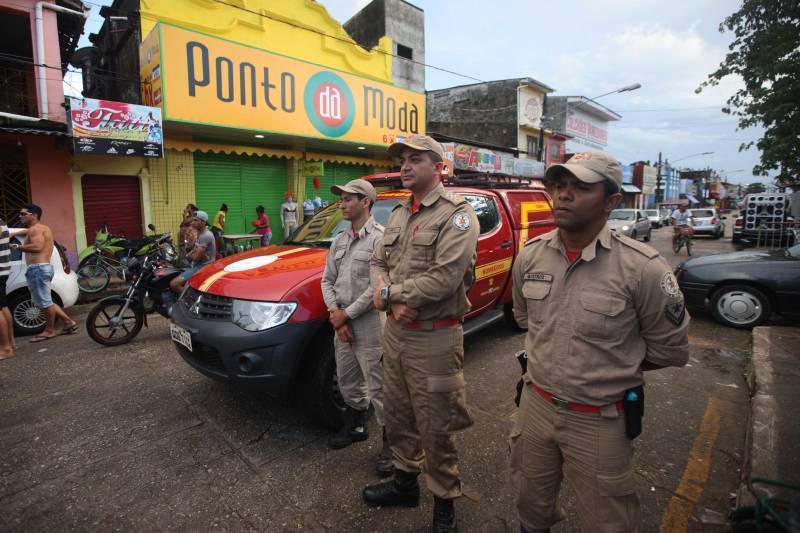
{"left": 616, "top": 105, "right": 725, "bottom": 112}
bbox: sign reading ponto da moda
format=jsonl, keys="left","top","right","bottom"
{"left": 140, "top": 24, "right": 425, "bottom": 147}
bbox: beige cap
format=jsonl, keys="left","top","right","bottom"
{"left": 544, "top": 151, "right": 623, "bottom": 189}
{"left": 386, "top": 134, "right": 445, "bottom": 160}
{"left": 331, "top": 178, "right": 377, "bottom": 202}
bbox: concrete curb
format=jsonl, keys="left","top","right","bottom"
{"left": 738, "top": 326, "right": 800, "bottom": 506}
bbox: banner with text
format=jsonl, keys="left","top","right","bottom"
{"left": 69, "top": 97, "right": 163, "bottom": 157}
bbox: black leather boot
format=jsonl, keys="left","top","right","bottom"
{"left": 328, "top": 407, "right": 368, "bottom": 449}
{"left": 362, "top": 469, "right": 419, "bottom": 507}
{"left": 375, "top": 426, "right": 394, "bottom": 477}
{"left": 433, "top": 496, "right": 457, "bottom": 533}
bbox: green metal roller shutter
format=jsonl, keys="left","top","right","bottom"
{"left": 194, "top": 153, "right": 245, "bottom": 234}
{"left": 240, "top": 155, "right": 287, "bottom": 243}
{"left": 194, "top": 152, "right": 287, "bottom": 241}
{"left": 305, "top": 162, "right": 369, "bottom": 206}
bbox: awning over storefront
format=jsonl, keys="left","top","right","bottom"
{"left": 305, "top": 151, "right": 393, "bottom": 168}
{"left": 621, "top": 184, "right": 641, "bottom": 193}
{"left": 166, "top": 139, "right": 303, "bottom": 160}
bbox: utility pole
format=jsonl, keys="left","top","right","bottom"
{"left": 655, "top": 151, "right": 663, "bottom": 205}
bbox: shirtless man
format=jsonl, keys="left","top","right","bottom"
{"left": 11, "top": 204, "right": 77, "bottom": 343}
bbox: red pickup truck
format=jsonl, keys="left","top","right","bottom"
{"left": 169, "top": 173, "right": 554, "bottom": 427}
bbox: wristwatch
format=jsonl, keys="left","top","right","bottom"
{"left": 379, "top": 285, "right": 390, "bottom": 307}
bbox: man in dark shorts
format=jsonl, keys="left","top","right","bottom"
{"left": 170, "top": 210, "right": 216, "bottom": 294}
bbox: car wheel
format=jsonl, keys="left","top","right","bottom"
{"left": 713, "top": 229, "right": 721, "bottom": 240}
{"left": 8, "top": 290, "right": 62, "bottom": 336}
{"left": 710, "top": 284, "right": 771, "bottom": 329}
{"left": 630, "top": 231, "right": 637, "bottom": 241}
{"left": 644, "top": 229, "right": 652, "bottom": 242}
{"left": 504, "top": 302, "right": 526, "bottom": 332}
{"left": 301, "top": 333, "right": 346, "bottom": 430}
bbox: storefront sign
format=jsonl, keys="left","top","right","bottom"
{"left": 448, "top": 143, "right": 515, "bottom": 174}
{"left": 302, "top": 161, "right": 324, "bottom": 176}
{"left": 69, "top": 97, "right": 163, "bottom": 157}
{"left": 144, "top": 24, "right": 425, "bottom": 147}
{"left": 140, "top": 28, "right": 163, "bottom": 107}
{"left": 518, "top": 87, "right": 543, "bottom": 129}
{"left": 565, "top": 108, "right": 609, "bottom": 151}
{"left": 513, "top": 158, "right": 545, "bottom": 178}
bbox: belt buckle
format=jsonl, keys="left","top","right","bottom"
{"left": 550, "top": 395, "right": 570, "bottom": 408}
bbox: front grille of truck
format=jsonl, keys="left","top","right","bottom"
{"left": 181, "top": 287, "right": 232, "bottom": 320}
{"left": 182, "top": 341, "right": 225, "bottom": 372}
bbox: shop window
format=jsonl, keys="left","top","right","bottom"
{"left": 550, "top": 143, "right": 562, "bottom": 163}
{"left": 397, "top": 44, "right": 413, "bottom": 60}
{"left": 463, "top": 194, "right": 500, "bottom": 235}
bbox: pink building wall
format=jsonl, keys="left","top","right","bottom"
{"left": 2, "top": 0, "right": 68, "bottom": 122}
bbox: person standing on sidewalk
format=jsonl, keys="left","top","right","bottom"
{"left": 320, "top": 178, "right": 392, "bottom": 476}
{"left": 366, "top": 135, "right": 479, "bottom": 533}
{"left": 211, "top": 203, "right": 227, "bottom": 259}
{"left": 11, "top": 205, "right": 78, "bottom": 343}
{"left": 510, "top": 152, "right": 690, "bottom": 533}
{"left": 251, "top": 205, "right": 272, "bottom": 247}
{"left": 0, "top": 217, "right": 14, "bottom": 358}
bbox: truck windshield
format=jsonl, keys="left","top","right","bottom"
{"left": 285, "top": 197, "right": 402, "bottom": 246}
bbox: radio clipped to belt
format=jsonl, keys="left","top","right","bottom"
{"left": 623, "top": 385, "right": 645, "bottom": 440}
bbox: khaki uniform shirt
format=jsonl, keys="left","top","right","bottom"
{"left": 512, "top": 225, "right": 690, "bottom": 406}
{"left": 371, "top": 183, "right": 479, "bottom": 322}
{"left": 321, "top": 216, "right": 385, "bottom": 320}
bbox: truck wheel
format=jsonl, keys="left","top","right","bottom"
{"left": 302, "top": 334, "right": 346, "bottom": 430}
{"left": 504, "top": 303, "right": 526, "bottom": 332}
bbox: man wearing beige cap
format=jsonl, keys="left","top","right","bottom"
{"left": 321, "top": 179, "right": 392, "bottom": 475}
{"left": 365, "top": 135, "right": 479, "bottom": 533}
{"left": 509, "top": 151, "right": 689, "bottom": 532}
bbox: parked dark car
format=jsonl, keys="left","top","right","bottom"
{"left": 675, "top": 244, "right": 800, "bottom": 328}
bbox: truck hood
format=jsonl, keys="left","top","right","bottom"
{"left": 188, "top": 245, "right": 327, "bottom": 301}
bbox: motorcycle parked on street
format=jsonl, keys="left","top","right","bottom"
{"left": 77, "top": 223, "right": 175, "bottom": 294}
{"left": 86, "top": 234, "right": 182, "bottom": 346}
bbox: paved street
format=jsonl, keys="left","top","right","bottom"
{"left": 0, "top": 225, "right": 763, "bottom": 531}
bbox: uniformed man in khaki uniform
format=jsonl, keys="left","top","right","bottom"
{"left": 364, "top": 135, "right": 479, "bottom": 533}
{"left": 510, "top": 152, "right": 690, "bottom": 533}
{"left": 320, "top": 179, "right": 392, "bottom": 476}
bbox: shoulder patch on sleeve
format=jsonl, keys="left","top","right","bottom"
{"left": 612, "top": 232, "right": 659, "bottom": 258}
{"left": 452, "top": 212, "right": 472, "bottom": 231}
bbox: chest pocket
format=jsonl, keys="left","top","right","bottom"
{"left": 380, "top": 229, "right": 401, "bottom": 267}
{"left": 522, "top": 280, "right": 551, "bottom": 325}
{"left": 332, "top": 246, "right": 347, "bottom": 268}
{"left": 576, "top": 292, "right": 628, "bottom": 340}
{"left": 411, "top": 230, "right": 437, "bottom": 269}
{"left": 351, "top": 250, "right": 372, "bottom": 277}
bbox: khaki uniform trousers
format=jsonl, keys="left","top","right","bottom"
{"left": 382, "top": 317, "right": 473, "bottom": 499}
{"left": 510, "top": 381, "right": 640, "bottom": 533}
{"left": 334, "top": 311, "right": 384, "bottom": 425}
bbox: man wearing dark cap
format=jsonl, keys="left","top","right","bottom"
{"left": 320, "top": 178, "right": 392, "bottom": 476}
{"left": 509, "top": 151, "right": 690, "bottom": 532}
{"left": 170, "top": 210, "right": 216, "bottom": 294}
{"left": 365, "top": 135, "right": 479, "bottom": 532}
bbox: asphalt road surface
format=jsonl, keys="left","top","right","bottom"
{"left": 0, "top": 224, "right": 756, "bottom": 532}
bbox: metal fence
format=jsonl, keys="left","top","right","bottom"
{"left": 753, "top": 221, "right": 799, "bottom": 250}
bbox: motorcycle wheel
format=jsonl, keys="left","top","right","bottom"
{"left": 86, "top": 300, "right": 144, "bottom": 346}
{"left": 686, "top": 238, "right": 693, "bottom": 256}
{"left": 77, "top": 263, "right": 110, "bottom": 293}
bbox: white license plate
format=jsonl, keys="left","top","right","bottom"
{"left": 170, "top": 323, "right": 192, "bottom": 351}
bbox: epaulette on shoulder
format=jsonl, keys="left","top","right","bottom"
{"left": 441, "top": 191, "right": 466, "bottom": 206}
{"left": 612, "top": 232, "right": 659, "bottom": 258}
{"left": 524, "top": 233, "right": 549, "bottom": 247}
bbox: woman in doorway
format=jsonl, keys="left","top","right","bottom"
{"left": 251, "top": 205, "right": 272, "bottom": 246}
{"left": 211, "top": 203, "right": 227, "bottom": 259}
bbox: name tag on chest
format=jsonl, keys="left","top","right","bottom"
{"left": 524, "top": 272, "right": 553, "bottom": 282}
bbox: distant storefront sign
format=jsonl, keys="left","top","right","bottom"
{"left": 441, "top": 143, "right": 544, "bottom": 177}
{"left": 141, "top": 24, "right": 425, "bottom": 147}
{"left": 69, "top": 97, "right": 163, "bottom": 157}
{"left": 641, "top": 166, "right": 657, "bottom": 195}
{"left": 564, "top": 108, "right": 609, "bottom": 153}
{"left": 302, "top": 161, "right": 325, "bottom": 176}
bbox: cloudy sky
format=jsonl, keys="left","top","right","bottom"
{"left": 70, "top": 0, "right": 766, "bottom": 185}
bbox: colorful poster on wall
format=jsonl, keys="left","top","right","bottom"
{"left": 140, "top": 27, "right": 163, "bottom": 108}
{"left": 69, "top": 97, "right": 163, "bottom": 157}
{"left": 149, "top": 23, "right": 425, "bottom": 148}
{"left": 451, "top": 144, "right": 515, "bottom": 174}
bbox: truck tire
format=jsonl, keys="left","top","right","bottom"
{"left": 302, "top": 334, "right": 346, "bottom": 430}
{"left": 504, "top": 302, "right": 526, "bottom": 332}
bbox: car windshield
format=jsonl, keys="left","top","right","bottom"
{"left": 787, "top": 244, "right": 800, "bottom": 258}
{"left": 645, "top": 210, "right": 658, "bottom": 216}
{"left": 285, "top": 197, "right": 402, "bottom": 246}
{"left": 690, "top": 209, "right": 714, "bottom": 218}
{"left": 609, "top": 210, "right": 635, "bottom": 221}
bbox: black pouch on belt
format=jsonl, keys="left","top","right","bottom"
{"left": 623, "top": 385, "right": 645, "bottom": 440}
{"left": 514, "top": 350, "right": 528, "bottom": 407}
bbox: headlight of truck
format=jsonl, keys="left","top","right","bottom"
{"left": 232, "top": 300, "right": 297, "bottom": 332}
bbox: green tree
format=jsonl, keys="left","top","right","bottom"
{"left": 745, "top": 182, "right": 766, "bottom": 194}
{"left": 697, "top": 0, "right": 800, "bottom": 187}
